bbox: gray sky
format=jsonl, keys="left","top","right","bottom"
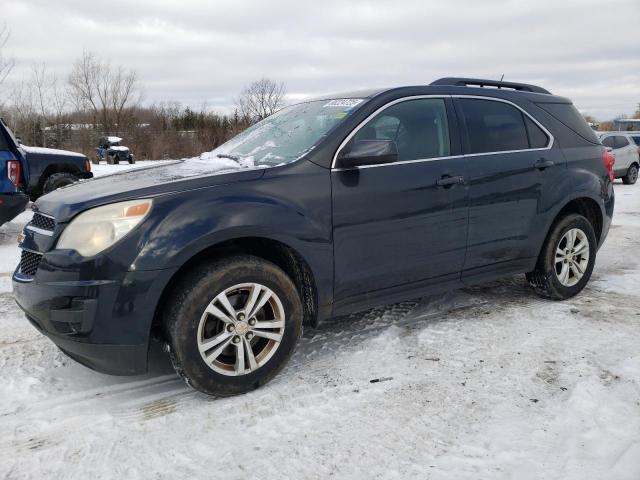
{"left": 2, "top": 0, "right": 639, "bottom": 120}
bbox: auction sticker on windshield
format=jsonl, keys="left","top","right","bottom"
{"left": 323, "top": 99, "right": 364, "bottom": 108}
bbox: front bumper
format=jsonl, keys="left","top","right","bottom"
{"left": 0, "top": 192, "right": 29, "bottom": 225}
{"left": 13, "top": 261, "right": 175, "bottom": 376}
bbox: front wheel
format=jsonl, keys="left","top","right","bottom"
{"left": 164, "top": 255, "right": 303, "bottom": 396}
{"left": 526, "top": 214, "right": 597, "bottom": 300}
{"left": 42, "top": 172, "right": 79, "bottom": 195}
{"left": 622, "top": 164, "right": 638, "bottom": 185}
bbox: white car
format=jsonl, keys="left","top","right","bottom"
{"left": 598, "top": 132, "right": 639, "bottom": 184}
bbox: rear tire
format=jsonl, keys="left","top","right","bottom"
{"left": 622, "top": 164, "right": 638, "bottom": 185}
{"left": 163, "top": 255, "right": 303, "bottom": 396}
{"left": 42, "top": 172, "right": 79, "bottom": 195}
{"left": 526, "top": 214, "right": 597, "bottom": 300}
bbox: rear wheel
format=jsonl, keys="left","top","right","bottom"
{"left": 164, "top": 255, "right": 303, "bottom": 396}
{"left": 42, "top": 172, "right": 79, "bottom": 195}
{"left": 526, "top": 214, "right": 597, "bottom": 299}
{"left": 622, "top": 164, "right": 638, "bottom": 185}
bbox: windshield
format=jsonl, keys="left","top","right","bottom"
{"left": 210, "top": 98, "right": 365, "bottom": 167}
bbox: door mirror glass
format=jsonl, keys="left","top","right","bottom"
{"left": 337, "top": 139, "right": 398, "bottom": 168}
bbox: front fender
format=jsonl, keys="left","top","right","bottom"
{"left": 131, "top": 160, "right": 334, "bottom": 306}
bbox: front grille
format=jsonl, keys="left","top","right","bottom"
{"left": 19, "top": 250, "right": 43, "bottom": 277}
{"left": 30, "top": 212, "right": 56, "bottom": 232}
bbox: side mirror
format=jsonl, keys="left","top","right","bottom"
{"left": 337, "top": 139, "right": 398, "bottom": 168}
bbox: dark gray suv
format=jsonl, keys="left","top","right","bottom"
{"left": 14, "top": 77, "right": 615, "bottom": 396}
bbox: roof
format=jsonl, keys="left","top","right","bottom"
{"left": 304, "top": 77, "right": 558, "bottom": 105}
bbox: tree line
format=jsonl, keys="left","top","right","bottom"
{"left": 0, "top": 27, "right": 286, "bottom": 160}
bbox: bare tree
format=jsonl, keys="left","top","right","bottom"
{"left": 236, "top": 78, "right": 286, "bottom": 122}
{"left": 68, "top": 50, "right": 139, "bottom": 132}
{"left": 0, "top": 22, "right": 14, "bottom": 86}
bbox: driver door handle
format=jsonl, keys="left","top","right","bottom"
{"left": 436, "top": 175, "right": 465, "bottom": 187}
{"left": 534, "top": 158, "right": 555, "bottom": 170}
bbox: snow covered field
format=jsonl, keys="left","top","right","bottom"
{"left": 0, "top": 164, "right": 638, "bottom": 480}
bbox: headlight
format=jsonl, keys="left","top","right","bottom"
{"left": 57, "top": 199, "right": 152, "bottom": 257}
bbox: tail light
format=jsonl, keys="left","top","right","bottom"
{"left": 85, "top": 159, "right": 92, "bottom": 172}
{"left": 602, "top": 149, "right": 615, "bottom": 182}
{"left": 7, "top": 160, "right": 21, "bottom": 188}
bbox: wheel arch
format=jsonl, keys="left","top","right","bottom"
{"left": 538, "top": 194, "right": 604, "bottom": 258}
{"left": 151, "top": 236, "right": 320, "bottom": 335}
{"left": 37, "top": 163, "right": 82, "bottom": 191}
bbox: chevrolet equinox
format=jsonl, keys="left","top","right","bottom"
{"left": 13, "top": 78, "right": 615, "bottom": 396}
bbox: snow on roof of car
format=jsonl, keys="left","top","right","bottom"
{"left": 107, "top": 136, "right": 123, "bottom": 143}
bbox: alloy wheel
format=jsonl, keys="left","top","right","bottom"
{"left": 554, "top": 228, "right": 590, "bottom": 287}
{"left": 197, "top": 283, "right": 285, "bottom": 376}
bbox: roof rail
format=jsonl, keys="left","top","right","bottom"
{"left": 430, "top": 77, "right": 551, "bottom": 95}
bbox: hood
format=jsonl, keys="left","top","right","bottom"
{"left": 35, "top": 156, "right": 266, "bottom": 222}
{"left": 22, "top": 145, "right": 87, "bottom": 161}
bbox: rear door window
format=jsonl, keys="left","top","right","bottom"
{"left": 524, "top": 115, "right": 550, "bottom": 149}
{"left": 458, "top": 98, "right": 531, "bottom": 154}
{"left": 352, "top": 98, "right": 451, "bottom": 162}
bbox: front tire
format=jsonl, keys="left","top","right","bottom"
{"left": 164, "top": 255, "right": 303, "bottom": 396}
{"left": 526, "top": 214, "right": 597, "bottom": 300}
{"left": 622, "top": 164, "right": 638, "bottom": 185}
{"left": 42, "top": 172, "right": 79, "bottom": 195}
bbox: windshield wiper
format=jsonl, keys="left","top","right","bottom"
{"left": 216, "top": 153, "right": 241, "bottom": 161}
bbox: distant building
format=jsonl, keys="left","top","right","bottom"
{"left": 613, "top": 118, "right": 640, "bottom": 131}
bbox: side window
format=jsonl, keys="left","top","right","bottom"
{"left": 631, "top": 136, "right": 640, "bottom": 146}
{"left": 524, "top": 115, "right": 550, "bottom": 149}
{"left": 614, "top": 136, "right": 629, "bottom": 149}
{"left": 601, "top": 136, "right": 615, "bottom": 148}
{"left": 352, "top": 98, "right": 451, "bottom": 162}
{"left": 458, "top": 98, "right": 530, "bottom": 153}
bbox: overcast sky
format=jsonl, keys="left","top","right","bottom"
{"left": 2, "top": 0, "right": 639, "bottom": 120}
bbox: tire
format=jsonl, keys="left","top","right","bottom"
{"left": 526, "top": 214, "right": 597, "bottom": 300}
{"left": 128, "top": 155, "right": 135, "bottom": 164}
{"left": 42, "top": 172, "right": 79, "bottom": 195}
{"left": 163, "top": 255, "right": 303, "bottom": 396}
{"left": 622, "top": 164, "right": 638, "bottom": 185}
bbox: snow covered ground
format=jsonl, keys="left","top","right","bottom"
{"left": 0, "top": 165, "right": 639, "bottom": 480}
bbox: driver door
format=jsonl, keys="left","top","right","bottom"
{"left": 331, "top": 97, "right": 468, "bottom": 311}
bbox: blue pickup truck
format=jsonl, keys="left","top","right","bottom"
{"left": 0, "top": 118, "right": 93, "bottom": 225}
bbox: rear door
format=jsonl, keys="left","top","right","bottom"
{"left": 615, "top": 136, "right": 637, "bottom": 170}
{"left": 331, "top": 96, "right": 468, "bottom": 307}
{"left": 454, "top": 96, "right": 564, "bottom": 279}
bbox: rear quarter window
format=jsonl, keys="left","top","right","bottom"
{"left": 601, "top": 136, "right": 615, "bottom": 148}
{"left": 535, "top": 102, "right": 599, "bottom": 144}
{"left": 614, "top": 136, "right": 629, "bottom": 149}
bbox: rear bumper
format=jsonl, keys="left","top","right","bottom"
{"left": 0, "top": 192, "right": 29, "bottom": 225}
{"left": 82, "top": 172, "right": 94, "bottom": 180}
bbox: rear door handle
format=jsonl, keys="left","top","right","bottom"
{"left": 436, "top": 175, "right": 465, "bottom": 187}
{"left": 534, "top": 158, "right": 555, "bottom": 170}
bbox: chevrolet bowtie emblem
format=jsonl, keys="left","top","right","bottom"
{"left": 17, "top": 232, "right": 25, "bottom": 244}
